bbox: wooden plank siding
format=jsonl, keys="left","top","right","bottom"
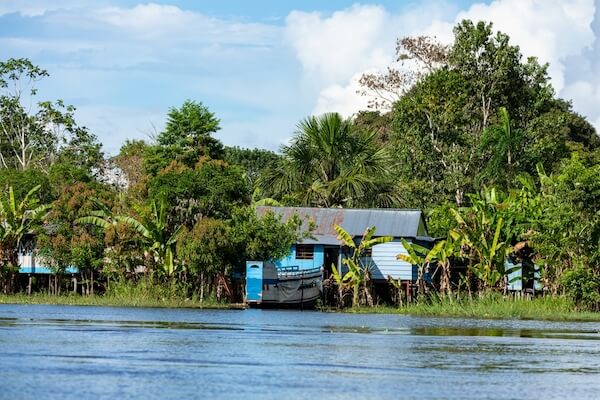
{"left": 275, "top": 244, "right": 325, "bottom": 271}
{"left": 367, "top": 241, "right": 414, "bottom": 281}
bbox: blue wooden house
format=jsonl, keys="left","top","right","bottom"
{"left": 255, "top": 206, "right": 433, "bottom": 283}
{"left": 17, "top": 233, "right": 77, "bottom": 275}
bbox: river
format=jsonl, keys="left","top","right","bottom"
{"left": 1, "top": 304, "right": 599, "bottom": 399}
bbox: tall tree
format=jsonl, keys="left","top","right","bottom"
{"left": 532, "top": 156, "right": 600, "bottom": 301}
{"left": 37, "top": 183, "right": 106, "bottom": 294}
{"left": 145, "top": 100, "right": 224, "bottom": 175}
{"left": 147, "top": 159, "right": 250, "bottom": 228}
{"left": 390, "top": 21, "right": 598, "bottom": 207}
{"left": 0, "top": 58, "right": 103, "bottom": 172}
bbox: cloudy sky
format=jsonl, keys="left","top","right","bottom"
{"left": 1, "top": 0, "right": 598, "bottom": 154}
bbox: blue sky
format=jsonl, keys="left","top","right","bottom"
{"left": 1, "top": 1, "right": 598, "bottom": 154}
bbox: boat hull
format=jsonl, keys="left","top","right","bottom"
{"left": 245, "top": 261, "right": 322, "bottom": 308}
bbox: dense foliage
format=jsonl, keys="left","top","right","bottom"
{"left": 0, "top": 65, "right": 307, "bottom": 300}
{"left": 0, "top": 19, "right": 598, "bottom": 309}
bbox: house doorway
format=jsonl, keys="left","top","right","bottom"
{"left": 323, "top": 246, "right": 340, "bottom": 280}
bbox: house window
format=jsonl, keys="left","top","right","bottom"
{"left": 296, "top": 244, "right": 314, "bottom": 260}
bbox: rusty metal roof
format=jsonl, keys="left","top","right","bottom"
{"left": 256, "top": 206, "right": 427, "bottom": 244}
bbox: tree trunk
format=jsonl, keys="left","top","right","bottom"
{"left": 440, "top": 261, "right": 452, "bottom": 296}
{"left": 200, "top": 271, "right": 204, "bottom": 303}
{"left": 455, "top": 187, "right": 464, "bottom": 207}
{"left": 352, "top": 283, "right": 360, "bottom": 308}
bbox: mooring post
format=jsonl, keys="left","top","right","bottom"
{"left": 27, "top": 274, "right": 32, "bottom": 295}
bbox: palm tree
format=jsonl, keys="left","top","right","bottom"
{"left": 0, "top": 185, "right": 50, "bottom": 292}
{"left": 262, "top": 113, "right": 392, "bottom": 208}
{"left": 480, "top": 107, "right": 523, "bottom": 188}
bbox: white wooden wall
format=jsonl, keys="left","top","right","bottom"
{"left": 368, "top": 241, "right": 413, "bottom": 281}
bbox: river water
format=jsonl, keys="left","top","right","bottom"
{"left": 1, "top": 304, "right": 599, "bottom": 399}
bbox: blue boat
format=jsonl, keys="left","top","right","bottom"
{"left": 245, "top": 261, "right": 322, "bottom": 307}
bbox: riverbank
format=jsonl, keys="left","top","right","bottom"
{"left": 341, "top": 295, "right": 600, "bottom": 322}
{"left": 0, "top": 293, "right": 229, "bottom": 309}
{"left": 2, "top": 293, "right": 599, "bottom": 321}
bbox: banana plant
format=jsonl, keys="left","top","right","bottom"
{"left": 334, "top": 224, "right": 392, "bottom": 307}
{"left": 0, "top": 185, "right": 50, "bottom": 278}
{"left": 451, "top": 192, "right": 513, "bottom": 291}
{"left": 78, "top": 200, "right": 181, "bottom": 278}
{"left": 387, "top": 275, "right": 403, "bottom": 306}
{"left": 427, "top": 232, "right": 460, "bottom": 296}
{"left": 397, "top": 239, "right": 434, "bottom": 296}
{"left": 331, "top": 263, "right": 347, "bottom": 308}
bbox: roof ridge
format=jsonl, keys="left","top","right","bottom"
{"left": 257, "top": 206, "right": 423, "bottom": 212}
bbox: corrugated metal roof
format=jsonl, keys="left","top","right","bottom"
{"left": 256, "top": 206, "right": 427, "bottom": 244}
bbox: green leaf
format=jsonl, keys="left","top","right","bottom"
{"left": 334, "top": 224, "right": 355, "bottom": 248}
{"left": 75, "top": 216, "right": 111, "bottom": 229}
{"left": 362, "top": 235, "right": 393, "bottom": 249}
{"left": 114, "top": 216, "right": 151, "bottom": 239}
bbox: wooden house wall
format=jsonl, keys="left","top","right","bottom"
{"left": 275, "top": 244, "right": 325, "bottom": 271}
{"left": 368, "top": 240, "right": 414, "bottom": 281}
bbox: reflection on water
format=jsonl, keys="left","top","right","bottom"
{"left": 0, "top": 305, "right": 599, "bottom": 400}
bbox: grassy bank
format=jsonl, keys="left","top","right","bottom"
{"left": 342, "top": 295, "right": 600, "bottom": 322}
{"left": 3, "top": 289, "right": 599, "bottom": 322}
{"left": 0, "top": 279, "right": 229, "bottom": 309}
{"left": 0, "top": 293, "right": 228, "bottom": 309}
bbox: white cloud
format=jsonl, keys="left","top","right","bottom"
{"left": 93, "top": 3, "right": 277, "bottom": 45}
{"left": 312, "top": 73, "right": 371, "bottom": 116}
{"left": 285, "top": 5, "right": 392, "bottom": 88}
{"left": 4, "top": 0, "right": 599, "bottom": 155}
{"left": 0, "top": 0, "right": 104, "bottom": 17}
{"left": 561, "top": 0, "right": 600, "bottom": 131}
{"left": 284, "top": 2, "right": 460, "bottom": 118}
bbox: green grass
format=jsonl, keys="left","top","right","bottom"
{"left": 341, "top": 294, "right": 600, "bottom": 321}
{"left": 0, "top": 279, "right": 229, "bottom": 309}
{"left": 0, "top": 293, "right": 221, "bottom": 308}
{"left": 3, "top": 286, "right": 599, "bottom": 321}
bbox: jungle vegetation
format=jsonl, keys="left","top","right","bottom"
{"left": 0, "top": 20, "right": 598, "bottom": 310}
